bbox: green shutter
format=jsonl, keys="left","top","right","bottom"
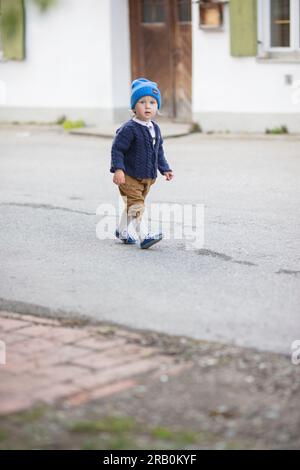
{"left": 0, "top": 0, "right": 25, "bottom": 60}
{"left": 229, "top": 0, "right": 257, "bottom": 57}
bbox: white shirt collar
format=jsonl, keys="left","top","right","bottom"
{"left": 132, "top": 117, "right": 154, "bottom": 129}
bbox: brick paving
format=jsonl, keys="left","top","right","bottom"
{"left": 0, "top": 311, "right": 192, "bottom": 415}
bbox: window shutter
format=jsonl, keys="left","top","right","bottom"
{"left": 229, "top": 0, "right": 257, "bottom": 57}
{"left": 0, "top": 0, "right": 25, "bottom": 60}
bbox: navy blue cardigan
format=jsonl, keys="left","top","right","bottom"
{"left": 110, "top": 119, "right": 172, "bottom": 179}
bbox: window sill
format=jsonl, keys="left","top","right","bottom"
{"left": 256, "top": 51, "right": 300, "bottom": 63}
{"left": 199, "top": 25, "right": 224, "bottom": 32}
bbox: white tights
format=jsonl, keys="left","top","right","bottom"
{"left": 118, "top": 210, "right": 149, "bottom": 241}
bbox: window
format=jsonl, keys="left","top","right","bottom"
{"left": 259, "top": 0, "right": 300, "bottom": 53}
{"left": 142, "top": 0, "right": 165, "bottom": 23}
{"left": 199, "top": 0, "right": 224, "bottom": 29}
{"left": 142, "top": 0, "right": 192, "bottom": 24}
{"left": 177, "top": 0, "right": 191, "bottom": 23}
{"left": 270, "top": 0, "right": 290, "bottom": 47}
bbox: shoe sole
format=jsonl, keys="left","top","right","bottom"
{"left": 140, "top": 237, "right": 163, "bottom": 249}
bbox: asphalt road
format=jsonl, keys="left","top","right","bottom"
{"left": 1, "top": 125, "right": 299, "bottom": 355}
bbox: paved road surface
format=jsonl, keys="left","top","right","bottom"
{"left": 1, "top": 126, "right": 299, "bottom": 355}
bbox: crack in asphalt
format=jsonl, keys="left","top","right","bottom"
{"left": 198, "top": 249, "right": 299, "bottom": 275}
{"left": 276, "top": 269, "right": 300, "bottom": 277}
{"left": 0, "top": 202, "right": 94, "bottom": 216}
{"left": 1, "top": 205, "right": 297, "bottom": 277}
{"left": 197, "top": 248, "right": 258, "bottom": 266}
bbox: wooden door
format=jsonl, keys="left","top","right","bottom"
{"left": 129, "top": 0, "right": 192, "bottom": 122}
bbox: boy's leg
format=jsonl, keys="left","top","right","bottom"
{"left": 118, "top": 175, "right": 161, "bottom": 247}
{"left": 117, "top": 208, "right": 129, "bottom": 237}
{"left": 133, "top": 178, "right": 157, "bottom": 242}
{"left": 116, "top": 206, "right": 139, "bottom": 243}
{"left": 119, "top": 174, "right": 145, "bottom": 218}
{"left": 118, "top": 175, "right": 146, "bottom": 239}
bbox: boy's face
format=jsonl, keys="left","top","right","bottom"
{"left": 134, "top": 95, "right": 158, "bottom": 121}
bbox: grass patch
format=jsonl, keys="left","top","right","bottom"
{"left": 0, "top": 430, "right": 9, "bottom": 442}
{"left": 265, "top": 125, "right": 288, "bottom": 134}
{"left": 0, "top": 409, "right": 261, "bottom": 450}
{"left": 68, "top": 416, "right": 136, "bottom": 434}
{"left": 56, "top": 115, "right": 67, "bottom": 125}
{"left": 189, "top": 122, "right": 202, "bottom": 133}
{"left": 10, "top": 406, "right": 47, "bottom": 424}
{"left": 69, "top": 417, "right": 217, "bottom": 449}
{"left": 150, "top": 426, "right": 212, "bottom": 446}
{"left": 103, "top": 434, "right": 139, "bottom": 450}
{"left": 62, "top": 119, "right": 85, "bottom": 130}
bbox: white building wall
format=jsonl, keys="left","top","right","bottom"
{"left": 1, "top": 0, "right": 299, "bottom": 131}
{"left": 110, "top": 0, "right": 131, "bottom": 121}
{"left": 0, "top": 0, "right": 131, "bottom": 124}
{"left": 192, "top": 2, "right": 300, "bottom": 132}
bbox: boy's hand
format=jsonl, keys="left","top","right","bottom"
{"left": 113, "top": 169, "right": 125, "bottom": 185}
{"left": 164, "top": 171, "right": 173, "bottom": 181}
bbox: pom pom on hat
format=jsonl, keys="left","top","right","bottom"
{"left": 131, "top": 77, "right": 161, "bottom": 110}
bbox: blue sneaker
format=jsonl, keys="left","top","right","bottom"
{"left": 115, "top": 229, "right": 137, "bottom": 245}
{"left": 140, "top": 233, "right": 163, "bottom": 249}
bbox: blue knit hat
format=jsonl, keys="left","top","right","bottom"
{"left": 131, "top": 77, "right": 161, "bottom": 110}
